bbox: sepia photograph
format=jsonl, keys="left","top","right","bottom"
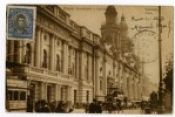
{"left": 5, "top": 5, "right": 173, "bottom": 114}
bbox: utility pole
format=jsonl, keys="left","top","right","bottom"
{"left": 141, "top": 60, "right": 144, "bottom": 100}
{"left": 158, "top": 6, "right": 163, "bottom": 113}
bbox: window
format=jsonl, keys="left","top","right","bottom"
{"left": 20, "top": 92, "right": 26, "bottom": 100}
{"left": 84, "top": 53, "right": 88, "bottom": 80}
{"left": 13, "top": 91, "right": 19, "bottom": 100}
{"left": 42, "top": 49, "right": 48, "bottom": 68}
{"left": 100, "top": 80, "right": 102, "bottom": 90}
{"left": 74, "top": 90, "right": 77, "bottom": 104}
{"left": 56, "top": 54, "right": 61, "bottom": 71}
{"left": 7, "top": 90, "right": 13, "bottom": 100}
{"left": 24, "top": 43, "right": 31, "bottom": 64}
{"left": 86, "top": 91, "right": 89, "bottom": 103}
{"left": 7, "top": 90, "right": 26, "bottom": 101}
{"left": 100, "top": 67, "right": 103, "bottom": 76}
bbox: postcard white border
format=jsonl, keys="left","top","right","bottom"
{"left": 0, "top": 0, "right": 174, "bottom": 117}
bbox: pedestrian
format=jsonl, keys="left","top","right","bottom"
{"left": 85, "top": 103, "right": 89, "bottom": 113}
{"left": 55, "top": 101, "right": 65, "bottom": 113}
{"left": 89, "top": 98, "right": 102, "bottom": 113}
{"left": 42, "top": 102, "right": 51, "bottom": 112}
{"left": 140, "top": 100, "right": 145, "bottom": 113}
{"left": 149, "top": 91, "right": 158, "bottom": 113}
{"left": 96, "top": 101, "right": 102, "bottom": 113}
{"left": 88, "top": 99, "right": 97, "bottom": 113}
{"left": 68, "top": 103, "right": 74, "bottom": 112}
{"left": 35, "top": 100, "right": 45, "bottom": 112}
{"left": 27, "top": 95, "right": 33, "bottom": 112}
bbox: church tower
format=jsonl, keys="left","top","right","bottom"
{"left": 101, "top": 5, "right": 121, "bottom": 57}
{"left": 120, "top": 15, "right": 128, "bottom": 37}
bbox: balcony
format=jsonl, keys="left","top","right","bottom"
{"left": 13, "top": 66, "right": 75, "bottom": 84}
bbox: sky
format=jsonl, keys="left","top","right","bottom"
{"left": 61, "top": 5, "right": 173, "bottom": 86}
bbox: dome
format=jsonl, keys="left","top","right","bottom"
{"left": 120, "top": 15, "right": 128, "bottom": 31}
{"left": 105, "top": 5, "right": 117, "bottom": 15}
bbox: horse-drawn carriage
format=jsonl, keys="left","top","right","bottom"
{"left": 101, "top": 95, "right": 125, "bottom": 113}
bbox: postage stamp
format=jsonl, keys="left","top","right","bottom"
{"left": 7, "top": 6, "right": 36, "bottom": 40}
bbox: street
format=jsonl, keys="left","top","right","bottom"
{"left": 73, "top": 108, "right": 143, "bottom": 114}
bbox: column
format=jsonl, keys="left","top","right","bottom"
{"left": 103, "top": 55, "right": 107, "bottom": 95}
{"left": 40, "top": 82, "right": 46, "bottom": 100}
{"left": 40, "top": 29, "right": 44, "bottom": 67}
{"left": 55, "top": 84, "right": 61, "bottom": 101}
{"left": 50, "top": 34, "right": 55, "bottom": 70}
{"left": 31, "top": 42, "right": 34, "bottom": 66}
{"left": 88, "top": 55, "right": 92, "bottom": 82}
{"left": 19, "top": 41, "right": 23, "bottom": 63}
{"left": 78, "top": 50, "right": 84, "bottom": 103}
{"left": 95, "top": 53, "right": 100, "bottom": 96}
{"left": 62, "top": 41, "right": 68, "bottom": 74}
{"left": 79, "top": 51, "right": 84, "bottom": 80}
{"left": 20, "top": 41, "right": 25, "bottom": 63}
{"left": 35, "top": 27, "right": 41, "bottom": 67}
{"left": 75, "top": 50, "right": 80, "bottom": 79}
{"left": 67, "top": 86, "right": 73, "bottom": 103}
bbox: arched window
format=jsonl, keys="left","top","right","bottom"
{"left": 24, "top": 43, "right": 31, "bottom": 64}
{"left": 42, "top": 49, "right": 47, "bottom": 68}
{"left": 68, "top": 47, "right": 72, "bottom": 74}
{"left": 56, "top": 54, "right": 60, "bottom": 71}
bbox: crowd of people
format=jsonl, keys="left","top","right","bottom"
{"left": 27, "top": 100, "right": 74, "bottom": 113}
{"left": 85, "top": 99, "right": 102, "bottom": 113}
{"left": 26, "top": 94, "right": 159, "bottom": 114}
{"left": 85, "top": 98, "right": 125, "bottom": 113}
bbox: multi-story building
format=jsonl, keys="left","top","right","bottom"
{"left": 6, "top": 5, "right": 141, "bottom": 111}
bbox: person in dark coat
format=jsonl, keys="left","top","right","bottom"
{"left": 88, "top": 99, "right": 102, "bottom": 113}
{"left": 42, "top": 103, "right": 51, "bottom": 112}
{"left": 140, "top": 100, "right": 145, "bottom": 113}
{"left": 35, "top": 100, "right": 45, "bottom": 112}
{"left": 55, "top": 101, "right": 65, "bottom": 113}
{"left": 96, "top": 101, "right": 102, "bottom": 113}
{"left": 89, "top": 99, "right": 97, "bottom": 113}
{"left": 27, "top": 95, "right": 33, "bottom": 112}
{"left": 35, "top": 100, "right": 51, "bottom": 113}
{"left": 49, "top": 101, "right": 56, "bottom": 112}
{"left": 85, "top": 103, "right": 90, "bottom": 113}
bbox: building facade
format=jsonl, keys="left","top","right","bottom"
{"left": 6, "top": 5, "right": 142, "bottom": 111}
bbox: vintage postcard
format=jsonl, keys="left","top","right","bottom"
{"left": 6, "top": 5, "right": 173, "bottom": 114}
{"left": 7, "top": 6, "right": 36, "bottom": 40}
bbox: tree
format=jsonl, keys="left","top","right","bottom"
{"left": 163, "top": 56, "right": 173, "bottom": 93}
{"left": 162, "top": 55, "right": 173, "bottom": 113}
